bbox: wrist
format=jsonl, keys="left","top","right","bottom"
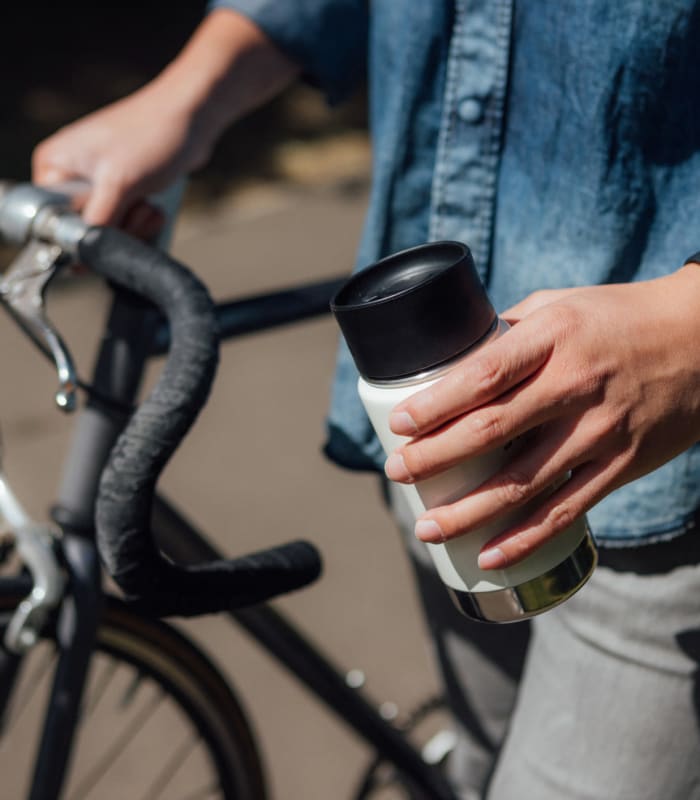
{"left": 656, "top": 262, "right": 700, "bottom": 375}
{"left": 670, "top": 259, "right": 700, "bottom": 297}
{"left": 151, "top": 9, "right": 299, "bottom": 160}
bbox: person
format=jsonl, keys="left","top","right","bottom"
{"left": 33, "top": 2, "right": 700, "bottom": 798}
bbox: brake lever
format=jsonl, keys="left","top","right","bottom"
{"left": 0, "top": 182, "right": 90, "bottom": 413}
{"left": 0, "top": 240, "right": 78, "bottom": 411}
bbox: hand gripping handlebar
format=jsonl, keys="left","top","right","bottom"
{"left": 0, "top": 180, "right": 321, "bottom": 617}
{"left": 77, "top": 227, "right": 322, "bottom": 616}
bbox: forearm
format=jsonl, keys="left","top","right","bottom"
{"left": 32, "top": 8, "right": 301, "bottom": 227}
{"left": 148, "top": 8, "right": 300, "bottom": 157}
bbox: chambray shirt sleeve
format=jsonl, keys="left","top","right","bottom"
{"left": 207, "top": 0, "right": 368, "bottom": 103}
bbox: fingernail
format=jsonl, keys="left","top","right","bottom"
{"left": 478, "top": 548, "right": 507, "bottom": 570}
{"left": 384, "top": 452, "right": 412, "bottom": 482}
{"left": 415, "top": 519, "right": 445, "bottom": 543}
{"left": 390, "top": 411, "right": 418, "bottom": 435}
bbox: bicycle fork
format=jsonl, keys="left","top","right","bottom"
{"left": 28, "top": 536, "right": 102, "bottom": 800}
{"left": 0, "top": 535, "right": 101, "bottom": 800}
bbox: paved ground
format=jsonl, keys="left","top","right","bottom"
{"left": 0, "top": 183, "right": 445, "bottom": 799}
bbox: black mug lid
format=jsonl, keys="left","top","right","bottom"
{"left": 331, "top": 241, "right": 496, "bottom": 381}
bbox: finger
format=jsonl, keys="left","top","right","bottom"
{"left": 386, "top": 366, "right": 583, "bottom": 483}
{"left": 122, "top": 201, "right": 164, "bottom": 241}
{"left": 31, "top": 137, "right": 84, "bottom": 188}
{"left": 139, "top": 207, "right": 165, "bottom": 243}
{"left": 32, "top": 142, "right": 69, "bottom": 185}
{"left": 476, "top": 458, "right": 622, "bottom": 569}
{"left": 412, "top": 418, "right": 590, "bottom": 542}
{"left": 82, "top": 168, "right": 133, "bottom": 227}
{"left": 33, "top": 167, "right": 74, "bottom": 187}
{"left": 389, "top": 316, "right": 553, "bottom": 436}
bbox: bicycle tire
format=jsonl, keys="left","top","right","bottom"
{"left": 0, "top": 593, "right": 267, "bottom": 800}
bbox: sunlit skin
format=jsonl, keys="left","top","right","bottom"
{"left": 31, "top": 9, "right": 298, "bottom": 233}
{"left": 31, "top": 9, "right": 700, "bottom": 576}
{"left": 384, "top": 273, "right": 700, "bottom": 569}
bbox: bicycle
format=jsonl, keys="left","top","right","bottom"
{"left": 0, "top": 181, "right": 459, "bottom": 800}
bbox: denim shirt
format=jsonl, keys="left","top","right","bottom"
{"left": 212, "top": 0, "right": 700, "bottom": 545}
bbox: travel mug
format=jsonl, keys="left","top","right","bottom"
{"left": 331, "top": 241, "right": 597, "bottom": 623}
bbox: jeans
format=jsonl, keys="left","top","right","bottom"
{"left": 388, "top": 482, "right": 700, "bottom": 799}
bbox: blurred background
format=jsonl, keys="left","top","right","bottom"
{"left": 0, "top": 3, "right": 370, "bottom": 203}
{"left": 0, "top": 4, "right": 445, "bottom": 799}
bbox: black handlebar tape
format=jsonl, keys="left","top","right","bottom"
{"left": 77, "top": 227, "right": 322, "bottom": 616}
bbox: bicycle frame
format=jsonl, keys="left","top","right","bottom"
{"left": 5, "top": 279, "right": 457, "bottom": 799}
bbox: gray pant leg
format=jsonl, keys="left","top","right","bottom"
{"left": 487, "top": 538, "right": 700, "bottom": 800}
{"left": 388, "top": 482, "right": 530, "bottom": 798}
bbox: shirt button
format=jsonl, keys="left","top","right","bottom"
{"left": 458, "top": 98, "right": 483, "bottom": 123}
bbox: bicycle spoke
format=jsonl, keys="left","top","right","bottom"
{"left": 174, "top": 783, "right": 222, "bottom": 800}
{"left": 81, "top": 658, "right": 118, "bottom": 719}
{"left": 1, "top": 607, "right": 260, "bottom": 800}
{"left": 138, "top": 734, "right": 200, "bottom": 800}
{"left": 66, "top": 688, "right": 164, "bottom": 800}
{"left": 120, "top": 669, "right": 145, "bottom": 709}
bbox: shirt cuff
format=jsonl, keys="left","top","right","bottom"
{"left": 207, "top": 0, "right": 367, "bottom": 104}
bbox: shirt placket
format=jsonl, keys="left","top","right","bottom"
{"left": 429, "top": 0, "right": 513, "bottom": 282}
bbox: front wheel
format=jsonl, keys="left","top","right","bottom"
{"left": 0, "top": 595, "right": 267, "bottom": 800}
